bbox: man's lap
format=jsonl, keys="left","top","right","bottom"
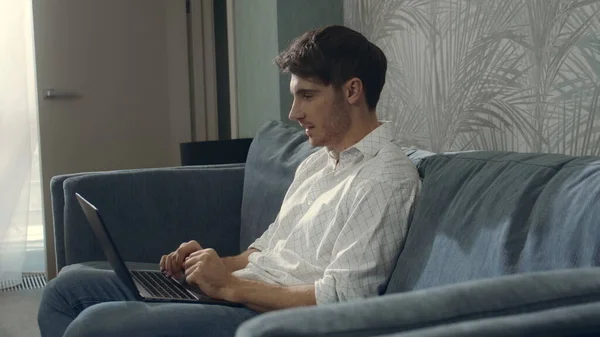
{"left": 65, "top": 300, "right": 258, "bottom": 337}
{"left": 46, "top": 264, "right": 259, "bottom": 337}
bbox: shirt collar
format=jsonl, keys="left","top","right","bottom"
{"left": 327, "top": 121, "right": 396, "bottom": 162}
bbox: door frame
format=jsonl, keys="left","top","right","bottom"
{"left": 225, "top": 0, "right": 238, "bottom": 139}
{"left": 189, "top": 0, "right": 219, "bottom": 141}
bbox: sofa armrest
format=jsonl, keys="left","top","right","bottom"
{"left": 236, "top": 268, "right": 600, "bottom": 337}
{"left": 376, "top": 301, "right": 600, "bottom": 337}
{"left": 52, "top": 164, "right": 245, "bottom": 271}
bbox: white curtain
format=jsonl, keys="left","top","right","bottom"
{"left": 0, "top": 0, "right": 38, "bottom": 288}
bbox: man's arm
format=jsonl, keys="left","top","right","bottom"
{"left": 220, "top": 248, "right": 259, "bottom": 273}
{"left": 184, "top": 248, "right": 316, "bottom": 312}
{"left": 225, "top": 278, "right": 316, "bottom": 312}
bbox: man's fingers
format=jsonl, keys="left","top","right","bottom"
{"left": 184, "top": 262, "right": 199, "bottom": 279}
{"left": 188, "top": 250, "right": 202, "bottom": 258}
{"left": 185, "top": 273, "right": 195, "bottom": 285}
{"left": 184, "top": 254, "right": 201, "bottom": 270}
{"left": 188, "top": 240, "right": 203, "bottom": 251}
{"left": 183, "top": 256, "right": 191, "bottom": 270}
{"left": 170, "top": 253, "right": 180, "bottom": 276}
{"left": 184, "top": 250, "right": 213, "bottom": 269}
{"left": 185, "top": 263, "right": 204, "bottom": 287}
{"left": 160, "top": 241, "right": 203, "bottom": 277}
{"left": 159, "top": 255, "right": 166, "bottom": 271}
{"left": 186, "top": 250, "right": 203, "bottom": 263}
{"left": 189, "top": 248, "right": 214, "bottom": 258}
{"left": 163, "top": 255, "right": 171, "bottom": 276}
{"left": 175, "top": 246, "right": 186, "bottom": 263}
{"left": 173, "top": 241, "right": 201, "bottom": 269}
{"left": 181, "top": 240, "right": 202, "bottom": 257}
{"left": 167, "top": 253, "right": 180, "bottom": 277}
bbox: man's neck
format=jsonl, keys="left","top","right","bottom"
{"left": 330, "top": 112, "right": 380, "bottom": 153}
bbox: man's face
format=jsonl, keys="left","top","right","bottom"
{"left": 288, "top": 75, "right": 351, "bottom": 149}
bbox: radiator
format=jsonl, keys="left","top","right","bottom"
{"left": 0, "top": 273, "right": 47, "bottom": 292}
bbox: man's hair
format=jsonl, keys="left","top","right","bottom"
{"left": 275, "top": 25, "right": 387, "bottom": 111}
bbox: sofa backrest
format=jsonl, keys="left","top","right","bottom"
{"left": 239, "top": 121, "right": 318, "bottom": 251}
{"left": 385, "top": 151, "right": 600, "bottom": 294}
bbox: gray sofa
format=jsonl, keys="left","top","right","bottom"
{"left": 51, "top": 120, "right": 600, "bottom": 336}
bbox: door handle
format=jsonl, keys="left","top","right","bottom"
{"left": 43, "top": 89, "right": 82, "bottom": 100}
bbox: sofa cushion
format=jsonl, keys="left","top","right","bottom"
{"left": 402, "top": 147, "right": 436, "bottom": 168}
{"left": 240, "top": 121, "right": 318, "bottom": 251}
{"left": 375, "top": 302, "right": 600, "bottom": 337}
{"left": 386, "top": 151, "right": 600, "bottom": 293}
{"left": 236, "top": 267, "right": 600, "bottom": 337}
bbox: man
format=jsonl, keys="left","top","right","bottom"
{"left": 38, "top": 25, "right": 420, "bottom": 337}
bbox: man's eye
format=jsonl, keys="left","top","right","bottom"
{"left": 303, "top": 94, "right": 313, "bottom": 99}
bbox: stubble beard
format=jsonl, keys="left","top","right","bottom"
{"left": 320, "top": 95, "right": 351, "bottom": 150}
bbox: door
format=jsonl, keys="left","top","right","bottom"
{"left": 32, "top": 0, "right": 192, "bottom": 278}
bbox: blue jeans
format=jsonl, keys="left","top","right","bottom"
{"left": 37, "top": 264, "right": 259, "bottom": 337}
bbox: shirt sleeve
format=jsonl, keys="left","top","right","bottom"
{"left": 248, "top": 213, "right": 280, "bottom": 251}
{"left": 314, "top": 179, "right": 418, "bottom": 305}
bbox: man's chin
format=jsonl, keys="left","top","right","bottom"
{"left": 307, "top": 137, "right": 323, "bottom": 147}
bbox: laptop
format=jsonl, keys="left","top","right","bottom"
{"left": 75, "top": 193, "right": 240, "bottom": 306}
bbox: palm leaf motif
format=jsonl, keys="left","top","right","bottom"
{"left": 345, "top": 0, "right": 600, "bottom": 154}
{"left": 512, "top": 0, "right": 600, "bottom": 155}
{"left": 344, "top": 0, "right": 432, "bottom": 43}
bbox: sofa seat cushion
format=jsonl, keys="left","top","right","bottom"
{"left": 386, "top": 151, "right": 600, "bottom": 293}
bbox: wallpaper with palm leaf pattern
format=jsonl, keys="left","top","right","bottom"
{"left": 344, "top": 0, "right": 600, "bottom": 155}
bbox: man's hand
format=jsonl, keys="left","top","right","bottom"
{"left": 184, "top": 248, "right": 316, "bottom": 312}
{"left": 184, "top": 248, "right": 236, "bottom": 300}
{"left": 159, "top": 240, "right": 202, "bottom": 278}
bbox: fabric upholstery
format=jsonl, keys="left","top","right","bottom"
{"left": 386, "top": 151, "right": 600, "bottom": 293}
{"left": 377, "top": 301, "right": 600, "bottom": 337}
{"left": 53, "top": 164, "right": 245, "bottom": 271}
{"left": 236, "top": 267, "right": 600, "bottom": 337}
{"left": 401, "top": 147, "right": 436, "bottom": 169}
{"left": 239, "top": 121, "right": 318, "bottom": 251}
{"left": 51, "top": 172, "right": 95, "bottom": 270}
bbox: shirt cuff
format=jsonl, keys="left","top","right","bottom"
{"left": 248, "top": 238, "right": 265, "bottom": 251}
{"left": 314, "top": 275, "right": 338, "bottom": 305}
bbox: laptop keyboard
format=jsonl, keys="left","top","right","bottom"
{"left": 131, "top": 271, "right": 196, "bottom": 300}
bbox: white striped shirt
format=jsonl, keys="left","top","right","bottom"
{"left": 232, "top": 122, "right": 420, "bottom": 304}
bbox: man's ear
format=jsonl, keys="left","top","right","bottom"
{"left": 344, "top": 78, "right": 363, "bottom": 105}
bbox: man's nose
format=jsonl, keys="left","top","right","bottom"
{"left": 288, "top": 104, "right": 303, "bottom": 121}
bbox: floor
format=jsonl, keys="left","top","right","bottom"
{"left": 1, "top": 196, "right": 46, "bottom": 336}
{"left": 0, "top": 289, "right": 43, "bottom": 337}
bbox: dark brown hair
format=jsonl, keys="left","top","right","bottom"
{"left": 275, "top": 25, "right": 387, "bottom": 111}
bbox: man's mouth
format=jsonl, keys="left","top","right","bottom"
{"left": 302, "top": 125, "right": 314, "bottom": 136}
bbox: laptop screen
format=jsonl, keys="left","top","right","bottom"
{"left": 75, "top": 193, "right": 141, "bottom": 299}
